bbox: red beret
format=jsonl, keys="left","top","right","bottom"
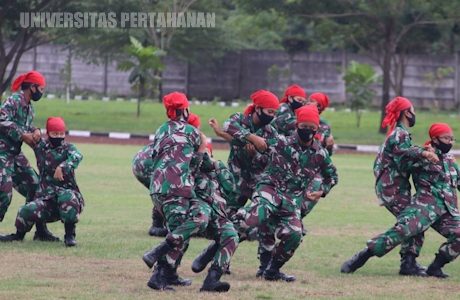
{"left": 188, "top": 113, "right": 201, "bottom": 128}
{"left": 295, "top": 104, "right": 320, "bottom": 126}
{"left": 11, "top": 70, "right": 46, "bottom": 92}
{"left": 310, "top": 92, "right": 329, "bottom": 112}
{"left": 244, "top": 90, "right": 279, "bottom": 116}
{"left": 281, "top": 84, "right": 307, "bottom": 103}
{"left": 429, "top": 123, "right": 453, "bottom": 139}
{"left": 163, "top": 92, "right": 189, "bottom": 119}
{"left": 381, "top": 96, "right": 413, "bottom": 135}
{"left": 46, "top": 117, "right": 66, "bottom": 132}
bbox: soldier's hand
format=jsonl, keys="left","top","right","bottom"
{"left": 244, "top": 143, "right": 257, "bottom": 157}
{"left": 306, "top": 191, "right": 323, "bottom": 202}
{"left": 208, "top": 118, "right": 219, "bottom": 130}
{"left": 54, "top": 166, "right": 64, "bottom": 181}
{"left": 32, "top": 129, "right": 41, "bottom": 142}
{"left": 21, "top": 133, "right": 36, "bottom": 147}
{"left": 248, "top": 134, "right": 267, "bottom": 152}
{"left": 422, "top": 150, "right": 439, "bottom": 163}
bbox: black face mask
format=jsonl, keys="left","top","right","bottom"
{"left": 297, "top": 128, "right": 317, "bottom": 143}
{"left": 289, "top": 98, "right": 303, "bottom": 111}
{"left": 406, "top": 111, "right": 416, "bottom": 127}
{"left": 256, "top": 109, "right": 274, "bottom": 126}
{"left": 49, "top": 137, "right": 64, "bottom": 148}
{"left": 435, "top": 140, "right": 452, "bottom": 154}
{"left": 31, "top": 86, "right": 43, "bottom": 101}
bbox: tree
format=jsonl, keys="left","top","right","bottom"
{"left": 0, "top": 0, "right": 72, "bottom": 96}
{"left": 343, "top": 61, "right": 379, "bottom": 128}
{"left": 296, "top": 0, "right": 460, "bottom": 132}
{"left": 118, "top": 36, "right": 165, "bottom": 117}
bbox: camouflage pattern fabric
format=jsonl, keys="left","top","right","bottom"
{"left": 194, "top": 155, "right": 239, "bottom": 268}
{"left": 14, "top": 139, "right": 84, "bottom": 231}
{"left": 368, "top": 149, "right": 460, "bottom": 261}
{"left": 0, "top": 92, "right": 39, "bottom": 221}
{"left": 222, "top": 112, "right": 279, "bottom": 211}
{"left": 373, "top": 122, "right": 426, "bottom": 257}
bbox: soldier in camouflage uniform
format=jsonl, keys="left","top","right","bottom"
{"left": 132, "top": 113, "right": 202, "bottom": 237}
{"left": 342, "top": 123, "right": 460, "bottom": 278}
{"left": 0, "top": 117, "right": 84, "bottom": 247}
{"left": 0, "top": 71, "right": 58, "bottom": 241}
{"left": 187, "top": 144, "right": 239, "bottom": 292}
{"left": 365, "top": 97, "right": 439, "bottom": 276}
{"left": 234, "top": 104, "right": 338, "bottom": 282}
{"left": 141, "top": 92, "right": 215, "bottom": 291}
{"left": 132, "top": 143, "right": 167, "bottom": 237}
{"left": 272, "top": 84, "right": 307, "bottom": 136}
{"left": 222, "top": 90, "right": 280, "bottom": 213}
{"left": 308, "top": 92, "right": 334, "bottom": 155}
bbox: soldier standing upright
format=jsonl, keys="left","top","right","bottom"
{"left": 0, "top": 70, "right": 58, "bottom": 241}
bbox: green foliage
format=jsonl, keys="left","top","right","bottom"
{"left": 117, "top": 36, "right": 165, "bottom": 116}
{"left": 343, "top": 61, "right": 379, "bottom": 128}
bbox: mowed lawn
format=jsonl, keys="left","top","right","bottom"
{"left": 0, "top": 144, "right": 460, "bottom": 300}
{"left": 23, "top": 98, "right": 460, "bottom": 147}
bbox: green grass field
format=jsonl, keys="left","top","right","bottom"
{"left": 1, "top": 144, "right": 459, "bottom": 299}
{"left": 28, "top": 98, "right": 460, "bottom": 146}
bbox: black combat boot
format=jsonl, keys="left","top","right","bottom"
{"left": 64, "top": 223, "right": 77, "bottom": 247}
{"left": 34, "top": 222, "right": 60, "bottom": 242}
{"left": 200, "top": 264, "right": 230, "bottom": 292}
{"left": 399, "top": 253, "right": 427, "bottom": 276}
{"left": 148, "top": 208, "right": 168, "bottom": 237}
{"left": 341, "top": 247, "right": 374, "bottom": 274}
{"left": 0, "top": 231, "right": 26, "bottom": 242}
{"left": 256, "top": 250, "right": 272, "bottom": 278}
{"left": 161, "top": 261, "right": 192, "bottom": 286}
{"left": 147, "top": 262, "right": 174, "bottom": 291}
{"left": 143, "top": 240, "right": 173, "bottom": 268}
{"left": 192, "top": 241, "right": 219, "bottom": 273}
{"left": 426, "top": 252, "right": 450, "bottom": 278}
{"left": 263, "top": 256, "right": 296, "bottom": 282}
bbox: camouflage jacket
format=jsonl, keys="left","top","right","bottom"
{"left": 33, "top": 138, "right": 83, "bottom": 199}
{"left": 132, "top": 142, "right": 155, "bottom": 177}
{"left": 149, "top": 120, "right": 203, "bottom": 199}
{"left": 405, "top": 148, "right": 460, "bottom": 216}
{"left": 222, "top": 112, "right": 278, "bottom": 184}
{"left": 0, "top": 92, "right": 37, "bottom": 155}
{"left": 373, "top": 123, "right": 424, "bottom": 203}
{"left": 273, "top": 103, "right": 296, "bottom": 136}
{"left": 261, "top": 133, "right": 338, "bottom": 198}
{"left": 317, "top": 118, "right": 332, "bottom": 143}
{"left": 195, "top": 154, "right": 237, "bottom": 216}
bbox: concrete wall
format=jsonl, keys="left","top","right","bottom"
{"left": 6, "top": 44, "right": 460, "bottom": 109}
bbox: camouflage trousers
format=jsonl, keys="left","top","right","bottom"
{"left": 368, "top": 202, "right": 460, "bottom": 261}
{"left": 0, "top": 152, "right": 40, "bottom": 221}
{"left": 199, "top": 201, "right": 239, "bottom": 268}
{"left": 134, "top": 173, "right": 164, "bottom": 226}
{"left": 15, "top": 188, "right": 84, "bottom": 232}
{"left": 225, "top": 165, "right": 255, "bottom": 213}
{"left": 235, "top": 184, "right": 303, "bottom": 264}
{"left": 376, "top": 181, "right": 424, "bottom": 257}
{"left": 154, "top": 195, "right": 203, "bottom": 268}
{"left": 255, "top": 196, "right": 318, "bottom": 259}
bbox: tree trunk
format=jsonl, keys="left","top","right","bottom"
{"left": 137, "top": 77, "right": 145, "bottom": 118}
